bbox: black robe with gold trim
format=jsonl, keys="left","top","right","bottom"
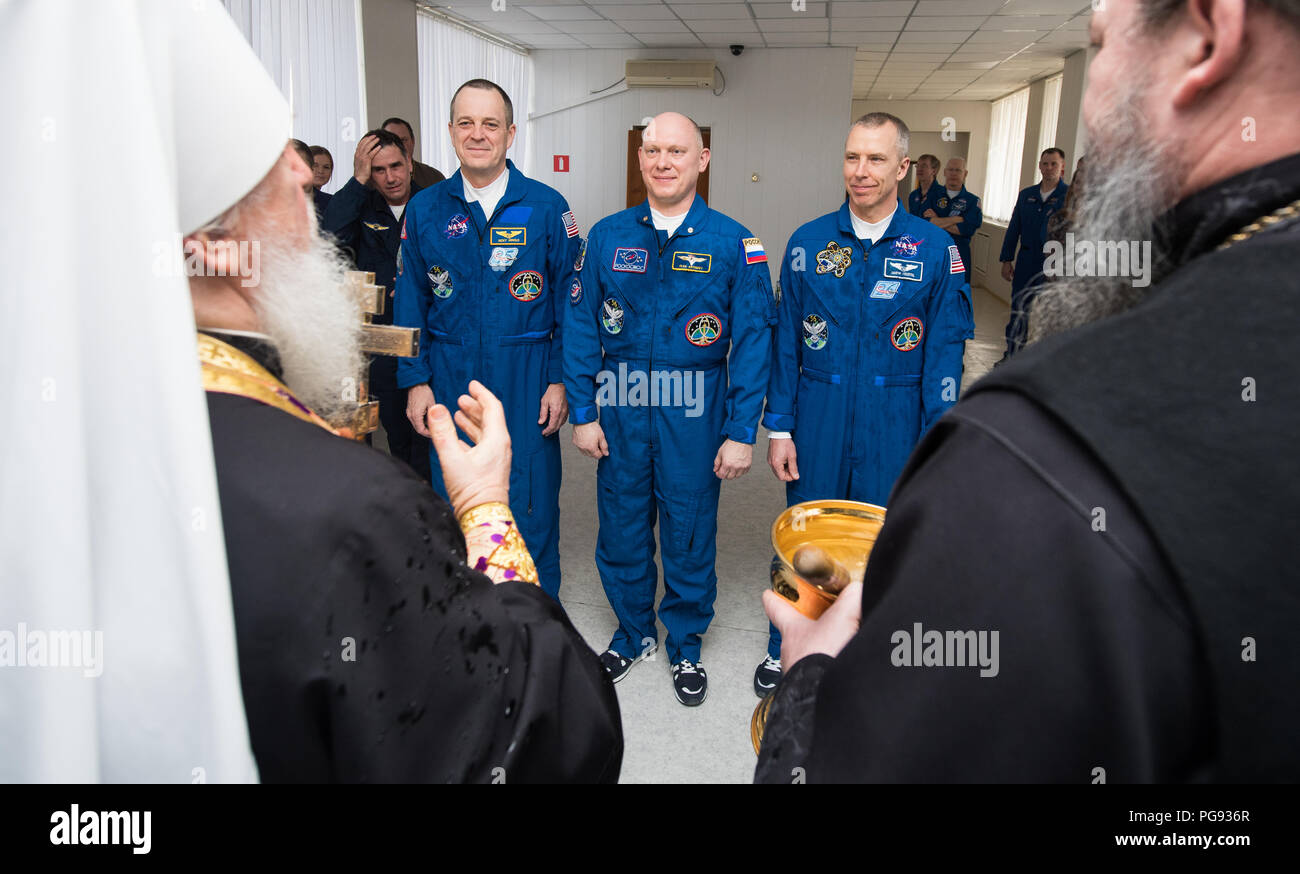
{"left": 203, "top": 331, "right": 621, "bottom": 782}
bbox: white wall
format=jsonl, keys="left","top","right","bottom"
{"left": 850, "top": 99, "right": 993, "bottom": 200}
{"left": 527, "top": 47, "right": 856, "bottom": 277}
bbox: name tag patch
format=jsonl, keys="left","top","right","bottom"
{"left": 672, "top": 251, "right": 712, "bottom": 273}
{"left": 490, "top": 227, "right": 526, "bottom": 246}
{"left": 883, "top": 258, "right": 923, "bottom": 282}
{"left": 612, "top": 247, "right": 648, "bottom": 273}
{"left": 870, "top": 280, "right": 901, "bottom": 300}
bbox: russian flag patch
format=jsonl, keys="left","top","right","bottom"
{"left": 743, "top": 236, "right": 767, "bottom": 264}
{"left": 562, "top": 210, "right": 579, "bottom": 238}
{"left": 948, "top": 244, "right": 966, "bottom": 274}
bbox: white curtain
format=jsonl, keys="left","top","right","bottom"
{"left": 984, "top": 87, "right": 1030, "bottom": 222}
{"left": 1037, "top": 74, "right": 1064, "bottom": 165}
{"left": 417, "top": 12, "right": 534, "bottom": 178}
{"left": 222, "top": 0, "right": 365, "bottom": 194}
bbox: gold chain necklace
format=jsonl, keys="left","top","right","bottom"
{"left": 1215, "top": 196, "right": 1300, "bottom": 251}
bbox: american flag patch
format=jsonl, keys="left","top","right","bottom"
{"left": 562, "top": 210, "right": 579, "bottom": 238}
{"left": 948, "top": 244, "right": 965, "bottom": 274}
{"left": 743, "top": 236, "right": 767, "bottom": 264}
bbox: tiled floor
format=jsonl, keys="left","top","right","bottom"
{"left": 552, "top": 286, "right": 1010, "bottom": 783}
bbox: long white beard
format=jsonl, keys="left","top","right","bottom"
{"left": 1028, "top": 72, "right": 1184, "bottom": 344}
{"left": 250, "top": 216, "right": 363, "bottom": 421}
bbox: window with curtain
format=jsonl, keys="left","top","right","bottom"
{"left": 1037, "top": 74, "right": 1064, "bottom": 165}
{"left": 984, "top": 87, "right": 1030, "bottom": 223}
{"left": 416, "top": 12, "right": 534, "bottom": 179}
{"left": 221, "top": 0, "right": 365, "bottom": 195}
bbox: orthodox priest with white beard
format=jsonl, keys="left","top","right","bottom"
{"left": 187, "top": 150, "right": 622, "bottom": 784}
{"left": 756, "top": 0, "right": 1300, "bottom": 783}
{"left": 179, "top": 23, "right": 619, "bottom": 783}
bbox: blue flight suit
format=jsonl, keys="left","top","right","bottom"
{"left": 762, "top": 200, "right": 973, "bottom": 658}
{"left": 907, "top": 182, "right": 940, "bottom": 217}
{"left": 564, "top": 195, "right": 775, "bottom": 665}
{"left": 928, "top": 186, "right": 982, "bottom": 275}
{"left": 394, "top": 161, "right": 580, "bottom": 598}
{"left": 999, "top": 180, "right": 1069, "bottom": 357}
{"left": 320, "top": 177, "right": 431, "bottom": 481}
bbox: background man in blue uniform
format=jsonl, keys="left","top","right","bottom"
{"left": 320, "top": 129, "right": 430, "bottom": 479}
{"left": 395, "top": 80, "right": 579, "bottom": 598}
{"left": 760, "top": 113, "right": 973, "bottom": 697}
{"left": 999, "top": 148, "right": 1068, "bottom": 359}
{"left": 907, "top": 153, "right": 941, "bottom": 217}
{"left": 565, "top": 112, "right": 775, "bottom": 706}
{"left": 923, "top": 157, "right": 983, "bottom": 271}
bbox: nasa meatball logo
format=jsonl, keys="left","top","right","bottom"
{"left": 569, "top": 278, "right": 583, "bottom": 306}
{"left": 601, "top": 298, "right": 624, "bottom": 334}
{"left": 685, "top": 313, "right": 721, "bottom": 346}
{"left": 803, "top": 313, "right": 828, "bottom": 350}
{"left": 509, "top": 270, "right": 543, "bottom": 302}
{"left": 891, "top": 235, "right": 921, "bottom": 258}
{"left": 891, "top": 317, "right": 923, "bottom": 352}
{"left": 444, "top": 214, "right": 469, "bottom": 239}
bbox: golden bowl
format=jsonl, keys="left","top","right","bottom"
{"left": 769, "top": 499, "right": 887, "bottom": 620}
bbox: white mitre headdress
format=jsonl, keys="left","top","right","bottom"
{"left": 0, "top": 0, "right": 290, "bottom": 782}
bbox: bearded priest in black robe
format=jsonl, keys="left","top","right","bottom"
{"left": 183, "top": 136, "right": 621, "bottom": 784}
{"left": 757, "top": 0, "right": 1300, "bottom": 784}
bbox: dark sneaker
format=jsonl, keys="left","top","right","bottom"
{"left": 600, "top": 645, "right": 655, "bottom": 683}
{"left": 671, "top": 659, "right": 708, "bottom": 706}
{"left": 753, "top": 655, "right": 782, "bottom": 698}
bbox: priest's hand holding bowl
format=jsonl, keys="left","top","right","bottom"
{"left": 425, "top": 380, "right": 512, "bottom": 518}
{"left": 762, "top": 579, "right": 863, "bottom": 670}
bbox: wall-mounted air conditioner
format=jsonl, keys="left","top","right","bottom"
{"left": 625, "top": 60, "right": 716, "bottom": 88}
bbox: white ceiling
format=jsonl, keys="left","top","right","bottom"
{"left": 423, "top": 0, "right": 1093, "bottom": 101}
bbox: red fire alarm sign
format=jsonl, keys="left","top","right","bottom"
{"left": 553, "top": 155, "right": 570, "bottom": 172}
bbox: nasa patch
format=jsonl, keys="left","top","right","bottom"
{"left": 672, "top": 251, "right": 712, "bottom": 273}
{"left": 489, "top": 247, "right": 519, "bottom": 271}
{"left": 883, "top": 258, "right": 923, "bottom": 282}
{"left": 444, "top": 214, "right": 469, "bottom": 239}
{"left": 891, "top": 235, "right": 921, "bottom": 258}
{"left": 802, "top": 314, "right": 828, "bottom": 350}
{"left": 428, "top": 265, "right": 453, "bottom": 299}
{"left": 685, "top": 313, "right": 722, "bottom": 347}
{"left": 612, "top": 247, "right": 648, "bottom": 273}
{"left": 569, "top": 278, "right": 583, "bottom": 306}
{"left": 509, "top": 270, "right": 543, "bottom": 302}
{"left": 870, "top": 280, "right": 901, "bottom": 300}
{"left": 601, "top": 298, "right": 624, "bottom": 334}
{"left": 891, "top": 316, "right": 924, "bottom": 352}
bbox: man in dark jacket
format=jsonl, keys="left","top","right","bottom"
{"left": 757, "top": 0, "right": 1300, "bottom": 783}
{"left": 321, "top": 129, "right": 430, "bottom": 479}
